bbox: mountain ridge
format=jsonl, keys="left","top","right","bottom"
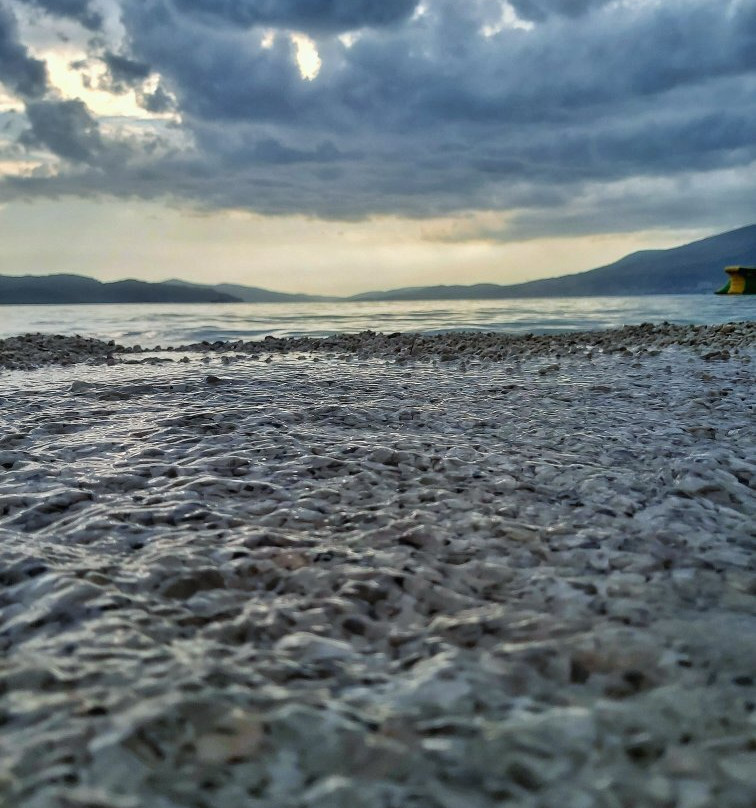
{"left": 349, "top": 223, "right": 756, "bottom": 300}
{"left": 1, "top": 224, "right": 753, "bottom": 304}
{"left": 0, "top": 274, "right": 239, "bottom": 305}
{"left": 163, "top": 279, "right": 337, "bottom": 303}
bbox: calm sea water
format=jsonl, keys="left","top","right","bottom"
{"left": 1, "top": 295, "right": 753, "bottom": 347}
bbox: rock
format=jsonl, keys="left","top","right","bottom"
{"left": 195, "top": 710, "right": 264, "bottom": 764}
{"left": 302, "top": 776, "right": 383, "bottom": 808}
{"left": 274, "top": 632, "right": 356, "bottom": 662}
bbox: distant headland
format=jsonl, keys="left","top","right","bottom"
{"left": 1, "top": 224, "right": 753, "bottom": 305}
{"left": 0, "top": 275, "right": 240, "bottom": 305}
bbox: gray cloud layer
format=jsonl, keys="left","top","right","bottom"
{"left": 26, "top": 0, "right": 103, "bottom": 30}
{"left": 170, "top": 0, "right": 421, "bottom": 33}
{"left": 0, "top": 0, "right": 754, "bottom": 238}
{"left": 508, "top": 0, "right": 612, "bottom": 22}
{"left": 20, "top": 98, "right": 104, "bottom": 162}
{"left": 0, "top": 4, "right": 48, "bottom": 97}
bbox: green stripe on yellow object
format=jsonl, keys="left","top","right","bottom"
{"left": 715, "top": 266, "right": 756, "bottom": 295}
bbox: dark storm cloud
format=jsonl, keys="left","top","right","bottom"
{"left": 99, "top": 50, "right": 152, "bottom": 94}
{"left": 120, "top": 7, "right": 307, "bottom": 124}
{"left": 26, "top": 0, "right": 103, "bottom": 30}
{"left": 245, "top": 137, "right": 344, "bottom": 165}
{"left": 1, "top": 0, "right": 755, "bottom": 237}
{"left": 508, "top": 0, "right": 613, "bottom": 22}
{"left": 137, "top": 83, "right": 174, "bottom": 112}
{"left": 20, "top": 98, "right": 104, "bottom": 162}
{"left": 169, "top": 0, "right": 420, "bottom": 34}
{"left": 123, "top": 0, "right": 756, "bottom": 130}
{"left": 499, "top": 180, "right": 756, "bottom": 241}
{"left": 97, "top": 51, "right": 177, "bottom": 114}
{"left": 103, "top": 52, "right": 151, "bottom": 85}
{"left": 0, "top": 4, "right": 48, "bottom": 97}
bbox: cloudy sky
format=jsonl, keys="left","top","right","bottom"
{"left": 0, "top": 0, "right": 754, "bottom": 294}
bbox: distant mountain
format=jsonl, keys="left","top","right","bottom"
{"left": 0, "top": 274, "right": 239, "bottom": 304}
{"left": 164, "top": 279, "right": 336, "bottom": 303}
{"left": 350, "top": 224, "right": 756, "bottom": 300}
{"left": 3, "top": 225, "right": 753, "bottom": 306}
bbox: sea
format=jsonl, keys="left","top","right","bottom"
{"left": 1, "top": 295, "right": 754, "bottom": 347}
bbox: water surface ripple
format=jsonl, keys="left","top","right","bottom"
{"left": 1, "top": 295, "right": 753, "bottom": 346}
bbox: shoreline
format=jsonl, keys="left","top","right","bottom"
{"left": 0, "top": 323, "right": 754, "bottom": 806}
{"left": 0, "top": 320, "right": 754, "bottom": 371}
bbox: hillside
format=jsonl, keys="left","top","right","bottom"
{"left": 351, "top": 224, "right": 756, "bottom": 300}
{"left": 164, "top": 280, "right": 335, "bottom": 303}
{"left": 0, "top": 275, "right": 239, "bottom": 305}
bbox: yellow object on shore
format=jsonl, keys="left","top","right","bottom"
{"left": 715, "top": 266, "right": 756, "bottom": 295}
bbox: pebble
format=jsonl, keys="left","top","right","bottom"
{"left": 2, "top": 321, "right": 755, "bottom": 371}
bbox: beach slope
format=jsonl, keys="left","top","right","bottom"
{"left": 0, "top": 324, "right": 754, "bottom": 807}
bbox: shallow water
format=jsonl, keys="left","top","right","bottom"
{"left": 1, "top": 294, "right": 754, "bottom": 346}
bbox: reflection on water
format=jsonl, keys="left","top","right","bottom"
{"left": 1, "top": 295, "right": 753, "bottom": 346}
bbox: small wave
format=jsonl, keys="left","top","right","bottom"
{"left": 1, "top": 295, "right": 751, "bottom": 346}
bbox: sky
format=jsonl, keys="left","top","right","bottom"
{"left": 0, "top": 0, "right": 754, "bottom": 295}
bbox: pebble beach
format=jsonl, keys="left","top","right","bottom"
{"left": 0, "top": 322, "right": 754, "bottom": 808}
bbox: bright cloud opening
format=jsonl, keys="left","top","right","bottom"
{"left": 291, "top": 34, "right": 321, "bottom": 81}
